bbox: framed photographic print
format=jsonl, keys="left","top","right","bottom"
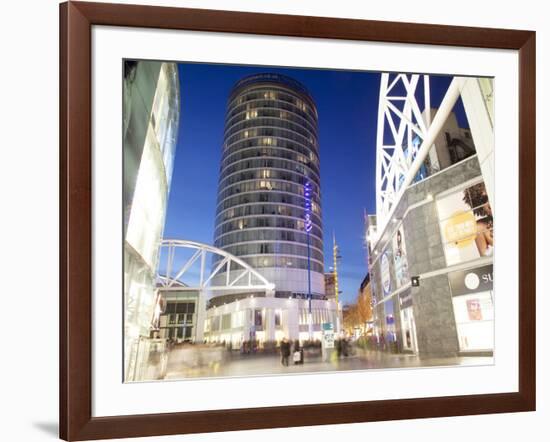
{"left": 60, "top": 1, "right": 536, "bottom": 440}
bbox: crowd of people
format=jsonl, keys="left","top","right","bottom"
{"left": 278, "top": 336, "right": 358, "bottom": 366}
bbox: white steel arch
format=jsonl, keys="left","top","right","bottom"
{"left": 158, "top": 239, "right": 275, "bottom": 292}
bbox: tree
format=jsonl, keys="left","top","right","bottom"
{"left": 342, "top": 304, "right": 359, "bottom": 334}
{"left": 357, "top": 283, "right": 373, "bottom": 325}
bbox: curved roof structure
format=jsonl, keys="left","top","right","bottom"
{"left": 158, "top": 239, "right": 275, "bottom": 292}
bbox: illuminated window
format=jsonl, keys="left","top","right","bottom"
{"left": 221, "top": 314, "right": 231, "bottom": 330}
{"left": 295, "top": 99, "right": 308, "bottom": 112}
{"left": 259, "top": 180, "right": 273, "bottom": 190}
{"left": 261, "top": 169, "right": 270, "bottom": 179}
{"left": 275, "top": 310, "right": 282, "bottom": 327}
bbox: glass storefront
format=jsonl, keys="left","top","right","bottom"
{"left": 400, "top": 307, "right": 418, "bottom": 352}
{"left": 448, "top": 264, "right": 494, "bottom": 352}
{"left": 383, "top": 299, "right": 396, "bottom": 343}
{"left": 452, "top": 291, "right": 494, "bottom": 351}
{"left": 398, "top": 289, "right": 418, "bottom": 353}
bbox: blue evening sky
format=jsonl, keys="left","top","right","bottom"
{"left": 163, "top": 62, "right": 467, "bottom": 305}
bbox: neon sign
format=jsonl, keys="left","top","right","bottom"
{"left": 304, "top": 181, "right": 313, "bottom": 233}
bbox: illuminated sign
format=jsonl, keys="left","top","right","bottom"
{"left": 304, "top": 181, "right": 313, "bottom": 233}
{"left": 448, "top": 264, "right": 493, "bottom": 296}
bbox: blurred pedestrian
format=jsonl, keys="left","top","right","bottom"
{"left": 280, "top": 337, "right": 291, "bottom": 366}
{"left": 342, "top": 337, "right": 349, "bottom": 357}
{"left": 335, "top": 338, "right": 342, "bottom": 357}
{"left": 293, "top": 340, "right": 302, "bottom": 365}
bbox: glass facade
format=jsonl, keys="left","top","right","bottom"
{"left": 123, "top": 62, "right": 180, "bottom": 381}
{"left": 212, "top": 74, "right": 324, "bottom": 299}
{"left": 452, "top": 291, "right": 494, "bottom": 351}
{"left": 159, "top": 300, "right": 196, "bottom": 341}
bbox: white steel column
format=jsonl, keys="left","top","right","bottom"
{"left": 194, "top": 291, "right": 207, "bottom": 343}
{"left": 460, "top": 78, "right": 495, "bottom": 208}
{"left": 265, "top": 309, "right": 276, "bottom": 342}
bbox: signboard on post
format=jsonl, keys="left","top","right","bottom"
{"left": 322, "top": 322, "right": 335, "bottom": 349}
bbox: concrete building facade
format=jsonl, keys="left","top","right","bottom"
{"left": 369, "top": 154, "right": 494, "bottom": 357}
{"left": 368, "top": 84, "right": 495, "bottom": 359}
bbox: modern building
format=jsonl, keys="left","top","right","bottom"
{"left": 368, "top": 76, "right": 495, "bottom": 358}
{"left": 123, "top": 61, "right": 180, "bottom": 381}
{"left": 157, "top": 283, "right": 200, "bottom": 343}
{"left": 206, "top": 73, "right": 339, "bottom": 346}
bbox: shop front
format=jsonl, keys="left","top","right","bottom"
{"left": 368, "top": 156, "right": 494, "bottom": 358}
{"left": 448, "top": 264, "right": 494, "bottom": 353}
{"left": 398, "top": 289, "right": 418, "bottom": 353}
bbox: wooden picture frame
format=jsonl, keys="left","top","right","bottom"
{"left": 59, "top": 1, "right": 536, "bottom": 440}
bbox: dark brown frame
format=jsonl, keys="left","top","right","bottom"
{"left": 60, "top": 1, "right": 536, "bottom": 440}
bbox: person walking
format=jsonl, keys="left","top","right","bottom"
{"left": 280, "top": 337, "right": 291, "bottom": 366}
{"left": 293, "top": 339, "right": 303, "bottom": 365}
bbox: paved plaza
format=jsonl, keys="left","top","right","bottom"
{"left": 163, "top": 345, "right": 493, "bottom": 380}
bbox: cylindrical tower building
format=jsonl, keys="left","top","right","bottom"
{"left": 205, "top": 73, "right": 339, "bottom": 345}
{"left": 215, "top": 73, "right": 323, "bottom": 297}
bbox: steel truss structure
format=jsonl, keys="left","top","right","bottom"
{"left": 376, "top": 74, "right": 432, "bottom": 231}
{"left": 157, "top": 239, "right": 275, "bottom": 292}
{"left": 375, "top": 73, "right": 468, "bottom": 236}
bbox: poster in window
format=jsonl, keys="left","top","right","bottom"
{"left": 254, "top": 309, "right": 263, "bottom": 327}
{"left": 466, "top": 299, "right": 483, "bottom": 321}
{"left": 437, "top": 181, "right": 494, "bottom": 265}
{"left": 380, "top": 252, "right": 392, "bottom": 295}
{"left": 392, "top": 225, "right": 409, "bottom": 288}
